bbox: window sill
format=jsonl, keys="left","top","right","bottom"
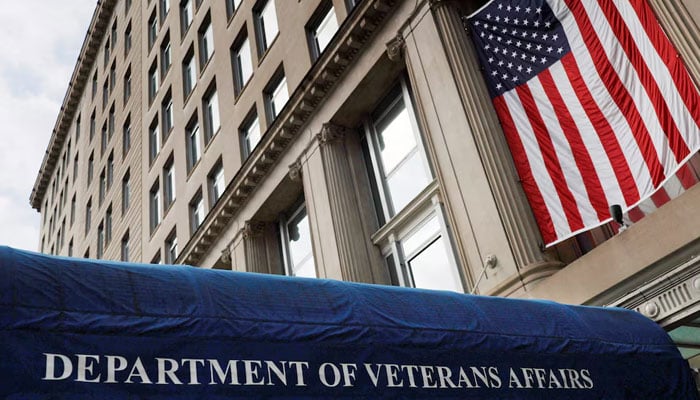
{"left": 371, "top": 180, "right": 440, "bottom": 245}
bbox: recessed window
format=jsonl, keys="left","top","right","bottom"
{"left": 280, "top": 202, "right": 315, "bottom": 278}
{"left": 148, "top": 12, "right": 158, "bottom": 50}
{"left": 122, "top": 115, "right": 131, "bottom": 158}
{"left": 68, "top": 239, "right": 73, "bottom": 257}
{"left": 97, "top": 222, "right": 104, "bottom": 259}
{"left": 73, "top": 153, "right": 79, "bottom": 182}
{"left": 108, "top": 105, "right": 115, "bottom": 138}
{"left": 87, "top": 152, "right": 94, "bottom": 184}
{"left": 102, "top": 81, "right": 109, "bottom": 110}
{"left": 161, "top": 91, "right": 174, "bottom": 137}
{"left": 123, "top": 66, "right": 132, "bottom": 104}
{"left": 111, "top": 20, "right": 118, "bottom": 48}
{"left": 99, "top": 169, "right": 106, "bottom": 205}
{"left": 105, "top": 205, "right": 113, "bottom": 245}
{"left": 100, "top": 123, "right": 108, "bottom": 155}
{"left": 186, "top": 117, "right": 201, "bottom": 172}
{"left": 264, "top": 68, "right": 288, "bottom": 123}
{"left": 89, "top": 111, "right": 96, "bottom": 140}
{"left": 240, "top": 108, "right": 261, "bottom": 158}
{"left": 202, "top": 84, "right": 220, "bottom": 144}
{"left": 189, "top": 190, "right": 205, "bottom": 234}
{"left": 151, "top": 251, "right": 162, "bottom": 265}
{"left": 104, "top": 41, "right": 111, "bottom": 69}
{"left": 70, "top": 195, "right": 76, "bottom": 226}
{"left": 160, "top": 34, "right": 172, "bottom": 76}
{"left": 85, "top": 198, "right": 92, "bottom": 234}
{"left": 75, "top": 114, "right": 81, "bottom": 141}
{"left": 150, "top": 181, "right": 162, "bottom": 233}
{"left": 149, "top": 118, "right": 160, "bottom": 164}
{"left": 254, "top": 0, "right": 279, "bottom": 54}
{"left": 92, "top": 71, "right": 98, "bottom": 100}
{"left": 163, "top": 156, "right": 176, "bottom": 210}
{"left": 208, "top": 160, "right": 225, "bottom": 205}
{"left": 160, "top": 0, "right": 170, "bottom": 21}
{"left": 148, "top": 62, "right": 159, "bottom": 104}
{"left": 109, "top": 63, "right": 116, "bottom": 91}
{"left": 165, "top": 230, "right": 178, "bottom": 264}
{"left": 231, "top": 34, "right": 253, "bottom": 97}
{"left": 226, "top": 0, "right": 241, "bottom": 19}
{"left": 183, "top": 49, "right": 197, "bottom": 98}
{"left": 121, "top": 170, "right": 131, "bottom": 215}
{"left": 198, "top": 17, "right": 214, "bottom": 68}
{"left": 121, "top": 231, "right": 130, "bottom": 261}
{"left": 107, "top": 152, "right": 114, "bottom": 189}
{"left": 180, "top": 0, "right": 193, "bottom": 34}
{"left": 124, "top": 22, "right": 132, "bottom": 56}
{"left": 307, "top": 1, "right": 339, "bottom": 61}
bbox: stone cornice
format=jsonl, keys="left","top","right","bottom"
{"left": 30, "top": 0, "right": 117, "bottom": 210}
{"left": 178, "top": 0, "right": 399, "bottom": 266}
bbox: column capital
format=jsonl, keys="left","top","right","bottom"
{"left": 428, "top": 0, "right": 449, "bottom": 10}
{"left": 288, "top": 159, "right": 303, "bottom": 182}
{"left": 317, "top": 123, "right": 348, "bottom": 146}
{"left": 242, "top": 220, "right": 266, "bottom": 239}
{"left": 220, "top": 247, "right": 232, "bottom": 265}
{"left": 386, "top": 33, "right": 406, "bottom": 62}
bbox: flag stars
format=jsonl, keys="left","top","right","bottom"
{"left": 488, "top": 56, "right": 494, "bottom": 63}
{"left": 486, "top": 13, "right": 492, "bottom": 19}
{"left": 531, "top": 55, "right": 537, "bottom": 62}
{"left": 541, "top": 57, "right": 547, "bottom": 64}
{"left": 496, "top": 83, "right": 503, "bottom": 90}
{"left": 525, "top": 7, "right": 531, "bottom": 13}
{"left": 536, "top": 44, "right": 543, "bottom": 51}
{"left": 504, "top": 17, "right": 510, "bottom": 23}
{"left": 517, "top": 65, "right": 523, "bottom": 72}
{"left": 552, "top": 34, "right": 559, "bottom": 41}
{"left": 497, "top": 3, "right": 503, "bottom": 10}
{"left": 502, "top": 73, "right": 509, "bottom": 79}
{"left": 511, "top": 50, "right": 518, "bottom": 57}
{"left": 545, "top": 21, "right": 552, "bottom": 28}
{"left": 515, "top": 5, "right": 521, "bottom": 12}
{"left": 542, "top": 33, "right": 549, "bottom": 40}
{"left": 547, "top": 46, "right": 553, "bottom": 53}
{"left": 536, "top": 7, "right": 542, "bottom": 13}
{"left": 512, "top": 76, "right": 518, "bottom": 82}
{"left": 534, "top": 20, "right": 540, "bottom": 27}
{"left": 506, "top": 5, "right": 512, "bottom": 12}
{"left": 498, "top": 60, "right": 505, "bottom": 66}
{"left": 531, "top": 32, "right": 538, "bottom": 38}
{"left": 507, "top": 62, "right": 514, "bottom": 68}
{"left": 516, "top": 41, "right": 522, "bottom": 47}
{"left": 557, "top": 47, "right": 564, "bottom": 54}
{"left": 527, "top": 66, "right": 533, "bottom": 74}
{"left": 502, "top": 27, "right": 508, "bottom": 34}
{"left": 523, "top": 19, "right": 529, "bottom": 26}
{"left": 526, "top": 43, "right": 532, "bottom": 50}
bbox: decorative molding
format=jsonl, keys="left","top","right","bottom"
{"left": 220, "top": 247, "right": 232, "bottom": 265}
{"left": 609, "top": 256, "right": 700, "bottom": 328}
{"left": 386, "top": 33, "right": 406, "bottom": 62}
{"left": 317, "top": 123, "right": 347, "bottom": 146}
{"left": 242, "top": 220, "right": 266, "bottom": 239}
{"left": 288, "top": 160, "right": 303, "bottom": 182}
{"left": 428, "top": 0, "right": 448, "bottom": 10}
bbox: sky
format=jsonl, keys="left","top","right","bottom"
{"left": 0, "top": 1, "right": 96, "bottom": 251}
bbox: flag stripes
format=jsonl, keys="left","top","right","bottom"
{"left": 468, "top": 0, "right": 700, "bottom": 245}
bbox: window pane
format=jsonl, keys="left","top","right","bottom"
{"left": 402, "top": 215, "right": 441, "bottom": 257}
{"left": 408, "top": 236, "right": 463, "bottom": 292}
{"left": 377, "top": 100, "right": 416, "bottom": 173}
{"left": 271, "top": 76, "right": 288, "bottom": 118}
{"left": 315, "top": 7, "right": 338, "bottom": 54}
{"left": 385, "top": 150, "right": 431, "bottom": 213}
{"left": 261, "top": 1, "right": 279, "bottom": 48}
{"left": 245, "top": 115, "right": 261, "bottom": 154}
{"left": 239, "top": 38, "right": 253, "bottom": 86}
{"left": 287, "top": 208, "right": 315, "bottom": 278}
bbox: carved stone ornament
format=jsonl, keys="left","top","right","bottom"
{"left": 317, "top": 123, "right": 347, "bottom": 146}
{"left": 428, "top": 0, "right": 448, "bottom": 9}
{"left": 288, "top": 159, "right": 303, "bottom": 182}
{"left": 242, "top": 220, "right": 266, "bottom": 239}
{"left": 386, "top": 33, "right": 406, "bottom": 62}
{"left": 220, "top": 247, "right": 232, "bottom": 265}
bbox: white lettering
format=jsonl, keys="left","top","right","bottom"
{"left": 288, "top": 361, "right": 310, "bottom": 387}
{"left": 76, "top": 354, "right": 101, "bottom": 383}
{"left": 208, "top": 359, "right": 240, "bottom": 385}
{"left": 105, "top": 355, "right": 128, "bottom": 384}
{"left": 43, "top": 353, "right": 73, "bottom": 381}
{"left": 125, "top": 357, "right": 152, "bottom": 384}
{"left": 319, "top": 363, "right": 341, "bottom": 387}
{"left": 181, "top": 358, "right": 205, "bottom": 385}
{"left": 243, "top": 360, "right": 265, "bottom": 385}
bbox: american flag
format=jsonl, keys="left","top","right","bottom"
{"left": 467, "top": 0, "right": 700, "bottom": 246}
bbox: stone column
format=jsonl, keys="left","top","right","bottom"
{"left": 243, "top": 220, "right": 271, "bottom": 274}
{"left": 428, "top": 0, "right": 559, "bottom": 271}
{"left": 648, "top": 1, "right": 700, "bottom": 82}
{"left": 316, "top": 123, "right": 379, "bottom": 283}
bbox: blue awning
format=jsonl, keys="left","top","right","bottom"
{"left": 0, "top": 246, "right": 697, "bottom": 398}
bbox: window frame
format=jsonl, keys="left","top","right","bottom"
{"left": 231, "top": 32, "right": 253, "bottom": 97}
{"left": 279, "top": 201, "right": 316, "bottom": 278}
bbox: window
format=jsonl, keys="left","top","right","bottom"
{"left": 150, "top": 182, "right": 162, "bottom": 233}
{"left": 123, "top": 66, "right": 132, "bottom": 104}
{"left": 87, "top": 152, "right": 94, "bottom": 184}
{"left": 73, "top": 153, "right": 79, "bottom": 182}
{"left": 183, "top": 49, "right": 196, "bottom": 98}
{"left": 160, "top": 0, "right": 170, "bottom": 21}
{"left": 124, "top": 22, "right": 132, "bottom": 56}
{"left": 89, "top": 111, "right": 96, "bottom": 140}
{"left": 70, "top": 195, "right": 76, "bottom": 226}
{"left": 280, "top": 202, "right": 315, "bottom": 278}
{"left": 307, "top": 1, "right": 339, "bottom": 60}
{"left": 121, "top": 171, "right": 130, "bottom": 215}
{"left": 75, "top": 114, "right": 81, "bottom": 141}
{"left": 85, "top": 198, "right": 92, "bottom": 234}
{"left": 240, "top": 109, "right": 261, "bottom": 158}
{"left": 367, "top": 83, "right": 432, "bottom": 218}
{"left": 109, "top": 63, "right": 116, "bottom": 91}
{"left": 108, "top": 105, "right": 115, "bottom": 138}
{"left": 160, "top": 34, "right": 172, "bottom": 76}
{"left": 208, "top": 161, "right": 225, "bottom": 205}
{"left": 149, "top": 119, "right": 160, "bottom": 164}
{"left": 363, "top": 81, "right": 464, "bottom": 293}
{"left": 121, "top": 231, "right": 130, "bottom": 262}
{"left": 100, "top": 123, "right": 107, "bottom": 155}
{"left": 162, "top": 92, "right": 174, "bottom": 136}
{"left": 231, "top": 35, "right": 253, "bottom": 96}
{"left": 163, "top": 157, "right": 176, "bottom": 209}
{"left": 91, "top": 71, "right": 98, "bottom": 99}
{"left": 68, "top": 239, "right": 73, "bottom": 257}
{"left": 105, "top": 205, "right": 113, "bottom": 245}
{"left": 198, "top": 17, "right": 214, "bottom": 68}
{"left": 264, "top": 69, "right": 288, "bottom": 122}
{"left": 107, "top": 152, "right": 114, "bottom": 188}
{"left": 148, "top": 12, "right": 158, "bottom": 50}
{"left": 203, "top": 85, "right": 220, "bottom": 143}
{"left": 186, "top": 117, "right": 201, "bottom": 172}
{"left": 189, "top": 190, "right": 205, "bottom": 233}
{"left": 226, "top": 0, "right": 242, "bottom": 19}
{"left": 102, "top": 81, "right": 109, "bottom": 110}
{"left": 97, "top": 222, "right": 104, "bottom": 259}
{"left": 122, "top": 115, "right": 131, "bottom": 157}
{"left": 165, "top": 230, "right": 178, "bottom": 264}
{"left": 255, "top": 0, "right": 279, "bottom": 54}
{"left": 148, "top": 62, "right": 159, "bottom": 103}
{"left": 99, "top": 169, "right": 106, "bottom": 205}
{"left": 111, "top": 20, "right": 118, "bottom": 48}
{"left": 84, "top": 248, "right": 90, "bottom": 259}
{"left": 151, "top": 252, "right": 162, "bottom": 265}
{"left": 180, "top": 0, "right": 193, "bottom": 34}
{"left": 104, "top": 41, "right": 111, "bottom": 68}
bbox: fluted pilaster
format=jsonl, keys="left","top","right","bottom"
{"left": 317, "top": 123, "right": 375, "bottom": 283}
{"left": 243, "top": 220, "right": 270, "bottom": 274}
{"left": 648, "top": 1, "right": 700, "bottom": 82}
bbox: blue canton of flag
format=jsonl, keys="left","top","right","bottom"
{"left": 470, "top": 0, "right": 570, "bottom": 98}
